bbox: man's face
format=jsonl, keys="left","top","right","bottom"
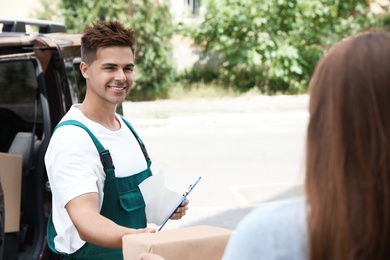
{"left": 80, "top": 46, "right": 134, "bottom": 106}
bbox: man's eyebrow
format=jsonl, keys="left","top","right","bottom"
{"left": 101, "top": 63, "right": 134, "bottom": 67}
{"left": 101, "top": 63, "right": 117, "bottom": 68}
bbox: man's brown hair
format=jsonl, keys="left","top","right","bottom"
{"left": 306, "top": 31, "right": 390, "bottom": 259}
{"left": 81, "top": 20, "right": 136, "bottom": 64}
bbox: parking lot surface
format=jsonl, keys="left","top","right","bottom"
{"left": 122, "top": 94, "right": 309, "bottom": 230}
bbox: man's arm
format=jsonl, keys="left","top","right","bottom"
{"left": 65, "top": 192, "right": 155, "bottom": 248}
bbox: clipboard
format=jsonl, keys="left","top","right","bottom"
{"left": 158, "top": 176, "right": 202, "bottom": 231}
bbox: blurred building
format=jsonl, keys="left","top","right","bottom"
{"left": 0, "top": 0, "right": 43, "bottom": 19}
{"left": 0, "top": 0, "right": 203, "bottom": 23}
{"left": 171, "top": 0, "right": 203, "bottom": 20}
{"left": 371, "top": 0, "right": 390, "bottom": 13}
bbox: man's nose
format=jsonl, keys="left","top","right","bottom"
{"left": 114, "top": 69, "right": 126, "bottom": 81}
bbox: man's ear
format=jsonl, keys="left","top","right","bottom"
{"left": 80, "top": 61, "right": 89, "bottom": 79}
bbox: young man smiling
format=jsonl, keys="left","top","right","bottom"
{"left": 45, "top": 21, "right": 188, "bottom": 259}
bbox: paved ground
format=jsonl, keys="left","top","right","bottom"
{"left": 122, "top": 94, "right": 310, "bottom": 231}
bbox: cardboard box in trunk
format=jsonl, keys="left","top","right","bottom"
{"left": 0, "top": 152, "right": 22, "bottom": 233}
{"left": 123, "top": 225, "right": 232, "bottom": 260}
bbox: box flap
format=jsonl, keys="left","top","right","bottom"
{"left": 0, "top": 152, "right": 22, "bottom": 233}
{"left": 123, "top": 225, "right": 232, "bottom": 260}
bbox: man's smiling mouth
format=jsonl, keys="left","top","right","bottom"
{"left": 108, "top": 85, "right": 127, "bottom": 91}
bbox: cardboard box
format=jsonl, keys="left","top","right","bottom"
{"left": 123, "top": 225, "right": 232, "bottom": 260}
{"left": 0, "top": 152, "right": 22, "bottom": 233}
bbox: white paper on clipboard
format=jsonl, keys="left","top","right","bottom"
{"left": 139, "top": 171, "right": 201, "bottom": 230}
{"left": 157, "top": 176, "right": 201, "bottom": 231}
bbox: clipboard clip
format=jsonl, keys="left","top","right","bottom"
{"left": 182, "top": 176, "right": 201, "bottom": 197}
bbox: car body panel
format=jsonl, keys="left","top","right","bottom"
{"left": 0, "top": 19, "right": 83, "bottom": 260}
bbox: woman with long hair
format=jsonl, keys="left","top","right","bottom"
{"left": 306, "top": 30, "right": 390, "bottom": 259}
{"left": 223, "top": 30, "right": 390, "bottom": 259}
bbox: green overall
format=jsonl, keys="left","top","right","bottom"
{"left": 47, "top": 117, "right": 152, "bottom": 260}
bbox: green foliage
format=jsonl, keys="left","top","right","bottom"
{"left": 38, "top": 0, "right": 175, "bottom": 101}
{"left": 128, "top": 0, "right": 175, "bottom": 101}
{"left": 176, "top": 67, "right": 219, "bottom": 84}
{"left": 379, "top": 11, "right": 390, "bottom": 30}
{"left": 181, "top": 0, "right": 379, "bottom": 94}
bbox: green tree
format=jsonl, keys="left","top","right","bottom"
{"left": 182, "top": 0, "right": 379, "bottom": 94}
{"left": 38, "top": 0, "right": 175, "bottom": 101}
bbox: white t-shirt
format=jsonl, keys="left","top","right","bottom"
{"left": 45, "top": 105, "right": 148, "bottom": 254}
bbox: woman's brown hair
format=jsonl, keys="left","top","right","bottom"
{"left": 306, "top": 31, "right": 390, "bottom": 259}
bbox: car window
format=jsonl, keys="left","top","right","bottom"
{"left": 0, "top": 59, "right": 44, "bottom": 153}
{"left": 64, "top": 58, "right": 85, "bottom": 103}
{"left": 0, "top": 59, "right": 42, "bottom": 123}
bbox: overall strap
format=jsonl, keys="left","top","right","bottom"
{"left": 120, "top": 116, "right": 150, "bottom": 161}
{"left": 48, "top": 120, "right": 116, "bottom": 257}
{"left": 55, "top": 120, "right": 114, "bottom": 173}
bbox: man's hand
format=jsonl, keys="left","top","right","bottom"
{"left": 170, "top": 199, "right": 189, "bottom": 220}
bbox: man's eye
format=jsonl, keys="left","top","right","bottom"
{"left": 124, "top": 67, "right": 134, "bottom": 71}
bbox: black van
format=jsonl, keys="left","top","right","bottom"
{"left": 0, "top": 18, "right": 85, "bottom": 260}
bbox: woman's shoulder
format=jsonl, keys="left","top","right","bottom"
{"left": 253, "top": 197, "right": 306, "bottom": 218}
{"left": 223, "top": 197, "right": 308, "bottom": 260}
{"left": 239, "top": 197, "right": 306, "bottom": 234}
